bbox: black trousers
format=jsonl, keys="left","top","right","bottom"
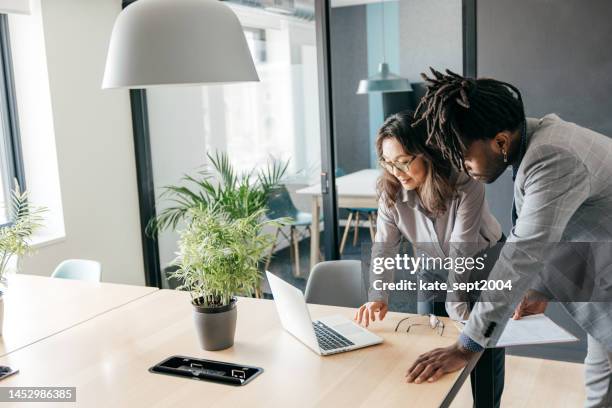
{"left": 471, "top": 346, "right": 505, "bottom": 408}
{"left": 420, "top": 301, "right": 505, "bottom": 408}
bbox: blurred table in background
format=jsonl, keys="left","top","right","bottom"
{"left": 296, "top": 168, "right": 379, "bottom": 267}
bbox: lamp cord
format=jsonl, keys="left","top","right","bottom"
{"left": 381, "top": 0, "right": 386, "bottom": 63}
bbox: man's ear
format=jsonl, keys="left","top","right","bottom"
{"left": 490, "top": 131, "right": 512, "bottom": 154}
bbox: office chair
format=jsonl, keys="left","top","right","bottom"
{"left": 339, "top": 208, "right": 377, "bottom": 254}
{"left": 304, "top": 260, "right": 365, "bottom": 308}
{"left": 265, "top": 185, "right": 320, "bottom": 278}
{"left": 51, "top": 259, "right": 102, "bottom": 282}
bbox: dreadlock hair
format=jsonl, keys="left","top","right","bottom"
{"left": 413, "top": 67, "right": 525, "bottom": 171}
{"left": 376, "top": 110, "right": 456, "bottom": 216}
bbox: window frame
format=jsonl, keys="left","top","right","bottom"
{"left": 122, "top": 0, "right": 162, "bottom": 288}
{"left": 0, "top": 14, "right": 26, "bottom": 227}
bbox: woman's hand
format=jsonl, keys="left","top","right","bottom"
{"left": 354, "top": 301, "right": 388, "bottom": 327}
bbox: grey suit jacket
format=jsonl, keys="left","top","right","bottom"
{"left": 464, "top": 114, "right": 612, "bottom": 350}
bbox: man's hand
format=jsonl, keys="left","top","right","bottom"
{"left": 405, "top": 342, "right": 476, "bottom": 384}
{"left": 354, "top": 301, "right": 388, "bottom": 327}
{"left": 512, "top": 289, "right": 549, "bottom": 320}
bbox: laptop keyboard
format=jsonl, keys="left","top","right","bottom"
{"left": 313, "top": 321, "right": 355, "bottom": 351}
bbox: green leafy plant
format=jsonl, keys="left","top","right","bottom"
{"left": 0, "top": 182, "right": 46, "bottom": 283}
{"left": 148, "top": 151, "right": 289, "bottom": 234}
{"left": 171, "top": 205, "right": 280, "bottom": 307}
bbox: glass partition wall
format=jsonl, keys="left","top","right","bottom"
{"left": 146, "top": 1, "right": 324, "bottom": 292}
{"left": 142, "top": 0, "right": 464, "bottom": 296}
{"left": 328, "top": 0, "right": 463, "bottom": 270}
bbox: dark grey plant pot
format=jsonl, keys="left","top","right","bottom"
{"left": 192, "top": 298, "right": 237, "bottom": 351}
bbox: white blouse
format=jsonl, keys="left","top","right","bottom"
{"left": 370, "top": 172, "right": 502, "bottom": 319}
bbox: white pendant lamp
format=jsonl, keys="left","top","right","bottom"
{"left": 356, "top": 0, "right": 411, "bottom": 94}
{"left": 357, "top": 62, "right": 412, "bottom": 94}
{"left": 102, "top": 0, "right": 259, "bottom": 89}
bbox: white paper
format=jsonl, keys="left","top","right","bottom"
{"left": 454, "top": 314, "right": 578, "bottom": 347}
{"left": 495, "top": 314, "right": 578, "bottom": 347}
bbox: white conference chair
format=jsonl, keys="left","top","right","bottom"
{"left": 51, "top": 259, "right": 102, "bottom": 282}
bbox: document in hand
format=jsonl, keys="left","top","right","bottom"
{"left": 454, "top": 314, "right": 579, "bottom": 347}
{"left": 495, "top": 314, "right": 579, "bottom": 347}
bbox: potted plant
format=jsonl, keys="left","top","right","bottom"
{"left": 171, "top": 205, "right": 280, "bottom": 350}
{"left": 148, "top": 151, "right": 288, "bottom": 231}
{"left": 0, "top": 182, "right": 46, "bottom": 335}
{"left": 148, "top": 151, "right": 289, "bottom": 292}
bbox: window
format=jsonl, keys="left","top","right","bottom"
{"left": 200, "top": 6, "right": 322, "bottom": 184}
{"left": 244, "top": 27, "right": 267, "bottom": 63}
{"left": 146, "top": 3, "right": 322, "bottom": 271}
{"left": 0, "top": 14, "right": 25, "bottom": 226}
{"left": 148, "top": 5, "right": 321, "bottom": 185}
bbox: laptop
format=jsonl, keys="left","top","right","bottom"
{"left": 266, "top": 271, "right": 383, "bottom": 356}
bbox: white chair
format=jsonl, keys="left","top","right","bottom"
{"left": 51, "top": 259, "right": 102, "bottom": 282}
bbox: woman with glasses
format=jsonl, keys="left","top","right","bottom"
{"left": 354, "top": 110, "right": 505, "bottom": 408}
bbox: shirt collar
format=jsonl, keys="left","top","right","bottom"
{"left": 512, "top": 117, "right": 541, "bottom": 180}
{"left": 526, "top": 117, "right": 540, "bottom": 135}
{"left": 400, "top": 188, "right": 417, "bottom": 206}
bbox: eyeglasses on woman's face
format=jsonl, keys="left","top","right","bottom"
{"left": 378, "top": 155, "right": 419, "bottom": 174}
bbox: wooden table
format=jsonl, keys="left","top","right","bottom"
{"left": 296, "top": 169, "right": 380, "bottom": 267}
{"left": 0, "top": 274, "right": 157, "bottom": 356}
{"left": 0, "top": 289, "right": 468, "bottom": 407}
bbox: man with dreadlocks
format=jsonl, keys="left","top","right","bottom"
{"left": 405, "top": 68, "right": 612, "bottom": 407}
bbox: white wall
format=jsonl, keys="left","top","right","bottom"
{"left": 17, "top": 0, "right": 145, "bottom": 285}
